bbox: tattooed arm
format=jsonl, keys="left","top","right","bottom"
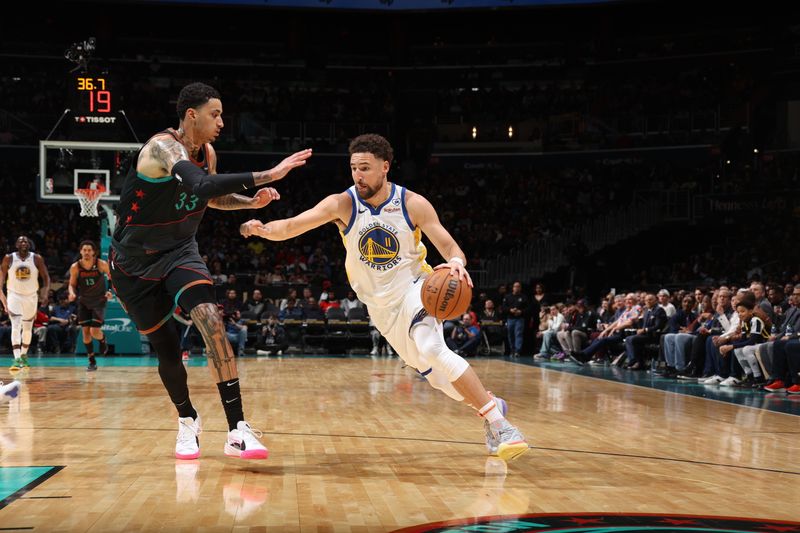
{"left": 137, "top": 134, "right": 190, "bottom": 177}
{"left": 208, "top": 188, "right": 280, "bottom": 210}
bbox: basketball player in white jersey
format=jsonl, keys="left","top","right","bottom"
{"left": 241, "top": 134, "right": 529, "bottom": 462}
{"left": 0, "top": 236, "right": 50, "bottom": 370}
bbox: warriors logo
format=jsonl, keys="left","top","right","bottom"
{"left": 15, "top": 266, "right": 31, "bottom": 281}
{"left": 358, "top": 224, "right": 401, "bottom": 271}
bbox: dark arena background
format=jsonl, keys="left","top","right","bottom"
{"left": 1, "top": 1, "right": 799, "bottom": 531}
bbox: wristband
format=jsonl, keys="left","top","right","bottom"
{"left": 449, "top": 257, "right": 465, "bottom": 267}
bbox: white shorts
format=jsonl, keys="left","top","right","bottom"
{"left": 7, "top": 291, "right": 38, "bottom": 320}
{"left": 370, "top": 278, "right": 443, "bottom": 372}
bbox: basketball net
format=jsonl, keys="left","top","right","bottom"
{"left": 75, "top": 184, "right": 106, "bottom": 217}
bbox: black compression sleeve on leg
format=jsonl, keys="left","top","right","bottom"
{"left": 172, "top": 160, "right": 255, "bottom": 200}
{"left": 149, "top": 321, "right": 197, "bottom": 419}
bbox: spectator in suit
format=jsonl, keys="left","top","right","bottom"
{"left": 623, "top": 293, "right": 667, "bottom": 370}
{"left": 758, "top": 284, "right": 800, "bottom": 391}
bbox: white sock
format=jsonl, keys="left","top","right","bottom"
{"left": 478, "top": 400, "right": 503, "bottom": 424}
{"left": 13, "top": 349, "right": 20, "bottom": 359}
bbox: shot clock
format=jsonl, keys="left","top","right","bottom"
{"left": 72, "top": 74, "right": 117, "bottom": 124}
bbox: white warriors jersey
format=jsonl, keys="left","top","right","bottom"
{"left": 6, "top": 252, "right": 39, "bottom": 295}
{"left": 340, "top": 183, "right": 433, "bottom": 311}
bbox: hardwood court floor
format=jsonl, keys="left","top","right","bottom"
{"left": 1, "top": 355, "right": 798, "bottom": 532}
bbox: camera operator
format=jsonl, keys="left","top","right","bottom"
{"left": 445, "top": 313, "right": 481, "bottom": 357}
{"left": 256, "top": 314, "right": 288, "bottom": 356}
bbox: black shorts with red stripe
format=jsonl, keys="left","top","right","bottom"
{"left": 109, "top": 242, "right": 215, "bottom": 335}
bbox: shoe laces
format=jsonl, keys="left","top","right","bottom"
{"left": 245, "top": 425, "right": 263, "bottom": 438}
{"left": 238, "top": 422, "right": 263, "bottom": 441}
{"left": 177, "top": 418, "right": 200, "bottom": 444}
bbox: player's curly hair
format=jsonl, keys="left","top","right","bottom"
{"left": 177, "top": 82, "right": 221, "bottom": 120}
{"left": 349, "top": 134, "right": 394, "bottom": 163}
{"left": 79, "top": 240, "right": 97, "bottom": 252}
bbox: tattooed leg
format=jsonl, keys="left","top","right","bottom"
{"left": 190, "top": 302, "right": 239, "bottom": 382}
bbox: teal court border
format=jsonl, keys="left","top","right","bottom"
{"left": 508, "top": 356, "right": 800, "bottom": 416}
{"left": 4, "top": 354, "right": 800, "bottom": 416}
{"left": 0, "top": 466, "right": 64, "bottom": 510}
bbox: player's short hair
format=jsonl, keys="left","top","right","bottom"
{"left": 177, "top": 82, "right": 221, "bottom": 120}
{"left": 349, "top": 134, "right": 394, "bottom": 163}
{"left": 79, "top": 240, "right": 97, "bottom": 252}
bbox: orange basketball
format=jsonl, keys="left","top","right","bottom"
{"left": 420, "top": 268, "right": 472, "bottom": 321}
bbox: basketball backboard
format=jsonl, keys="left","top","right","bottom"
{"left": 38, "top": 140, "right": 141, "bottom": 203}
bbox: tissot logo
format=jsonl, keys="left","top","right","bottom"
{"left": 74, "top": 116, "right": 117, "bottom": 124}
{"left": 391, "top": 514, "right": 800, "bottom": 533}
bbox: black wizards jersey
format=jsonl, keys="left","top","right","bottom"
{"left": 112, "top": 129, "right": 209, "bottom": 257}
{"left": 77, "top": 259, "right": 107, "bottom": 306}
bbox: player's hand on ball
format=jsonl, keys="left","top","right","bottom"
{"left": 433, "top": 261, "right": 473, "bottom": 287}
{"left": 240, "top": 219, "right": 263, "bottom": 238}
{"left": 251, "top": 187, "right": 280, "bottom": 209}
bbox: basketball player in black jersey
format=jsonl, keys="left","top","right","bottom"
{"left": 109, "top": 82, "right": 312, "bottom": 460}
{"left": 68, "top": 240, "right": 112, "bottom": 371}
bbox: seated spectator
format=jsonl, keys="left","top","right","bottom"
{"left": 623, "top": 293, "right": 667, "bottom": 370}
{"left": 279, "top": 298, "right": 305, "bottom": 321}
{"left": 256, "top": 314, "right": 288, "bottom": 356}
{"left": 224, "top": 309, "right": 248, "bottom": 357}
{"left": 535, "top": 304, "right": 565, "bottom": 361}
{"left": 304, "top": 297, "right": 325, "bottom": 321}
{"left": 210, "top": 260, "right": 227, "bottom": 285}
{"left": 445, "top": 313, "right": 481, "bottom": 356}
{"left": 279, "top": 288, "right": 298, "bottom": 311}
{"left": 660, "top": 295, "right": 698, "bottom": 377}
{"left": 370, "top": 315, "right": 394, "bottom": 356}
{"left": 726, "top": 292, "right": 770, "bottom": 387}
{"left": 47, "top": 294, "right": 77, "bottom": 354}
{"left": 702, "top": 290, "right": 745, "bottom": 385}
{"left": 559, "top": 299, "right": 597, "bottom": 361}
{"left": 242, "top": 289, "right": 268, "bottom": 319}
{"left": 319, "top": 289, "right": 341, "bottom": 314}
{"left": 657, "top": 289, "right": 676, "bottom": 318}
{"left": 32, "top": 307, "right": 50, "bottom": 354}
{"left": 340, "top": 290, "right": 364, "bottom": 315}
{"left": 221, "top": 289, "right": 242, "bottom": 316}
{"left": 574, "top": 293, "right": 640, "bottom": 364}
{"left": 478, "top": 299, "right": 505, "bottom": 350}
{"left": 761, "top": 285, "right": 800, "bottom": 392}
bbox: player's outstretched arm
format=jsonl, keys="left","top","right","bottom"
{"left": 209, "top": 149, "right": 312, "bottom": 209}
{"left": 240, "top": 193, "right": 350, "bottom": 241}
{"left": 406, "top": 192, "right": 472, "bottom": 286}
